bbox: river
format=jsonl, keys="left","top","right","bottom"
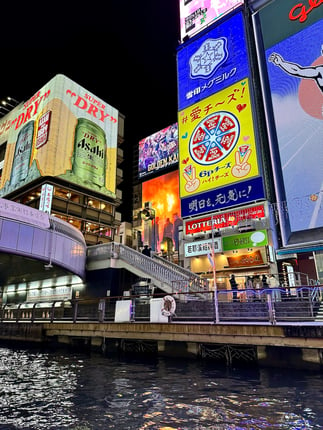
{"left": 0, "top": 344, "right": 322, "bottom": 429}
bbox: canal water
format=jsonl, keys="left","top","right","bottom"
{"left": 0, "top": 344, "right": 323, "bottom": 430}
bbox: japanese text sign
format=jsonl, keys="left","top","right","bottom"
{"left": 184, "top": 204, "right": 265, "bottom": 234}
{"left": 177, "top": 11, "right": 249, "bottom": 110}
{"left": 179, "top": 78, "right": 259, "bottom": 199}
{"left": 181, "top": 176, "right": 265, "bottom": 218}
{"left": 179, "top": 0, "right": 244, "bottom": 42}
{"left": 184, "top": 237, "right": 222, "bottom": 257}
{"left": 222, "top": 230, "right": 268, "bottom": 251}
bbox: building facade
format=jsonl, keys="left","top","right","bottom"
{"left": 0, "top": 74, "right": 125, "bottom": 246}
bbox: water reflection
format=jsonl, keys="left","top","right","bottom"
{"left": 0, "top": 345, "right": 322, "bottom": 429}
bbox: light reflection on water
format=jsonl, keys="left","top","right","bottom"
{"left": 0, "top": 345, "right": 322, "bottom": 429}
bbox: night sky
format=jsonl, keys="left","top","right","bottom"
{"left": 0, "top": 1, "right": 180, "bottom": 220}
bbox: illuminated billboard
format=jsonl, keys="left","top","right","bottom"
{"left": 177, "top": 11, "right": 249, "bottom": 111}
{"left": 0, "top": 74, "right": 119, "bottom": 198}
{"left": 258, "top": 1, "right": 323, "bottom": 245}
{"left": 180, "top": 176, "right": 264, "bottom": 218}
{"left": 138, "top": 123, "right": 178, "bottom": 179}
{"left": 142, "top": 170, "right": 182, "bottom": 253}
{"left": 184, "top": 204, "right": 266, "bottom": 235}
{"left": 179, "top": 77, "right": 260, "bottom": 199}
{"left": 179, "top": 0, "right": 244, "bottom": 43}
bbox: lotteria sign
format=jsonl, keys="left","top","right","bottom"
{"left": 185, "top": 204, "right": 265, "bottom": 235}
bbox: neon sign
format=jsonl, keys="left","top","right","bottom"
{"left": 289, "top": 0, "right": 323, "bottom": 23}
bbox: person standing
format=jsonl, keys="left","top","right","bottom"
{"left": 269, "top": 274, "right": 281, "bottom": 302}
{"left": 229, "top": 274, "right": 238, "bottom": 302}
{"left": 142, "top": 245, "right": 151, "bottom": 257}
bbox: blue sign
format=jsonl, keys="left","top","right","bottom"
{"left": 265, "top": 19, "right": 323, "bottom": 241}
{"left": 177, "top": 11, "right": 250, "bottom": 111}
{"left": 180, "top": 176, "right": 265, "bottom": 218}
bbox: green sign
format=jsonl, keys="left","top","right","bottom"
{"left": 222, "top": 230, "right": 268, "bottom": 251}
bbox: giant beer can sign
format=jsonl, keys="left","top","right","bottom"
{"left": 10, "top": 121, "right": 34, "bottom": 188}
{"left": 73, "top": 119, "right": 106, "bottom": 187}
{"left": 0, "top": 74, "right": 118, "bottom": 198}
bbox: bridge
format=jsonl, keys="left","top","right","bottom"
{"left": 0, "top": 198, "right": 87, "bottom": 292}
{"left": 87, "top": 242, "right": 208, "bottom": 294}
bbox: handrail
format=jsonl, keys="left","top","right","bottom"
{"left": 1, "top": 285, "right": 322, "bottom": 325}
{"left": 87, "top": 242, "right": 205, "bottom": 292}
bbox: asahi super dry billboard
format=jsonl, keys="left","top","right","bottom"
{"left": 0, "top": 74, "right": 119, "bottom": 198}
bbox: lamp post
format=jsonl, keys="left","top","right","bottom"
{"left": 141, "top": 205, "right": 156, "bottom": 252}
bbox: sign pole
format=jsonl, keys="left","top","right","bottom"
{"left": 211, "top": 216, "right": 219, "bottom": 324}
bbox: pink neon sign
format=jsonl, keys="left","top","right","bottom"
{"left": 179, "top": 0, "right": 244, "bottom": 42}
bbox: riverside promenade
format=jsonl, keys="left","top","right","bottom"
{"left": 1, "top": 287, "right": 323, "bottom": 370}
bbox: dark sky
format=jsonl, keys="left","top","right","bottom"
{"left": 1, "top": 1, "right": 180, "bottom": 220}
{"left": 1, "top": 1, "right": 180, "bottom": 137}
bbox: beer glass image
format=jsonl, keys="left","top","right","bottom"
{"left": 10, "top": 121, "right": 34, "bottom": 188}
{"left": 72, "top": 118, "right": 107, "bottom": 188}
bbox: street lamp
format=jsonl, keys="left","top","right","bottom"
{"left": 141, "top": 204, "right": 157, "bottom": 252}
{"left": 1, "top": 100, "right": 17, "bottom": 109}
{"left": 0, "top": 97, "right": 20, "bottom": 116}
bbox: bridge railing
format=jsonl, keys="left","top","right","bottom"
{"left": 1, "top": 285, "right": 322, "bottom": 325}
{"left": 87, "top": 242, "right": 206, "bottom": 291}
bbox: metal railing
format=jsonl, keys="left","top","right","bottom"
{"left": 1, "top": 285, "right": 322, "bottom": 325}
{"left": 87, "top": 243, "right": 206, "bottom": 292}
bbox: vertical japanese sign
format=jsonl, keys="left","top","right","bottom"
{"left": 179, "top": 78, "right": 259, "bottom": 198}
{"left": 177, "top": 11, "right": 249, "bottom": 111}
{"left": 39, "top": 183, "right": 54, "bottom": 214}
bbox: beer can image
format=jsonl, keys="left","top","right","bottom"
{"left": 10, "top": 120, "right": 35, "bottom": 188}
{"left": 73, "top": 119, "right": 107, "bottom": 188}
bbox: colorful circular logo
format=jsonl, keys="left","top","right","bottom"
{"left": 189, "top": 111, "right": 240, "bottom": 165}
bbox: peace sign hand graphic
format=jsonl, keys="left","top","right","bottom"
{"left": 231, "top": 149, "right": 252, "bottom": 178}
{"left": 183, "top": 165, "right": 200, "bottom": 193}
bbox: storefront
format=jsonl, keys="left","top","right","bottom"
{"left": 182, "top": 203, "right": 277, "bottom": 298}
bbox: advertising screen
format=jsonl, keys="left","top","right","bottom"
{"left": 177, "top": 11, "right": 249, "bottom": 111}
{"left": 138, "top": 123, "right": 178, "bottom": 179}
{"left": 184, "top": 204, "right": 265, "bottom": 234}
{"left": 142, "top": 170, "right": 182, "bottom": 253}
{"left": 180, "top": 176, "right": 264, "bottom": 218}
{"left": 179, "top": 0, "right": 244, "bottom": 42}
{"left": 179, "top": 77, "right": 260, "bottom": 199}
{"left": 262, "top": 10, "right": 323, "bottom": 243}
{"left": 0, "top": 74, "right": 119, "bottom": 198}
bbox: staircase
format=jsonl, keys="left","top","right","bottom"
{"left": 86, "top": 243, "right": 208, "bottom": 295}
{"left": 314, "top": 302, "right": 323, "bottom": 321}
